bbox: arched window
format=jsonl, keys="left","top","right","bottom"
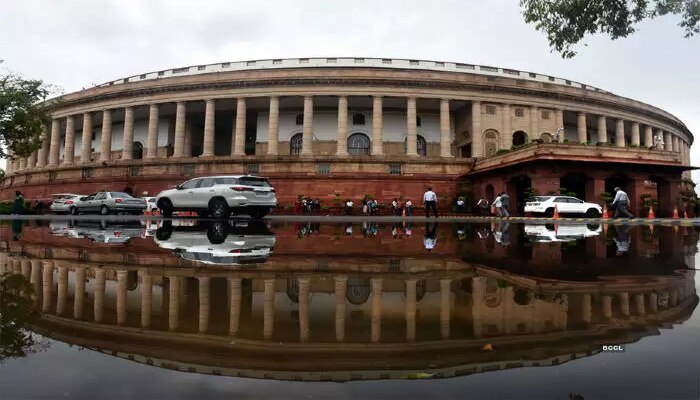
{"left": 348, "top": 133, "right": 370, "bottom": 155}
{"left": 540, "top": 132, "right": 553, "bottom": 143}
{"left": 403, "top": 135, "right": 428, "bottom": 156}
{"left": 352, "top": 113, "right": 365, "bottom": 125}
{"left": 133, "top": 141, "right": 144, "bottom": 160}
{"left": 512, "top": 131, "right": 528, "bottom": 147}
{"left": 290, "top": 133, "right": 303, "bottom": 155}
{"left": 295, "top": 113, "right": 304, "bottom": 126}
{"left": 483, "top": 129, "right": 500, "bottom": 157}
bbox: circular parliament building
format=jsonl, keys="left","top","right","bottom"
{"left": 1, "top": 57, "right": 695, "bottom": 215}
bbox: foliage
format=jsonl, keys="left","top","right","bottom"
{"left": 557, "top": 187, "right": 578, "bottom": 197}
{"left": 600, "top": 191, "right": 613, "bottom": 204}
{"left": 0, "top": 73, "right": 59, "bottom": 159}
{"left": 640, "top": 193, "right": 658, "bottom": 209}
{"left": 520, "top": 0, "right": 700, "bottom": 58}
{"left": 523, "top": 187, "right": 539, "bottom": 201}
{"left": 596, "top": 141, "right": 614, "bottom": 147}
{"left": 0, "top": 273, "right": 39, "bottom": 361}
{"left": 495, "top": 149, "right": 511, "bottom": 156}
{"left": 0, "top": 202, "right": 36, "bottom": 215}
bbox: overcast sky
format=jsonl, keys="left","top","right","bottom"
{"left": 2, "top": 0, "right": 699, "bottom": 180}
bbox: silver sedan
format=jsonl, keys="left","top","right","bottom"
{"left": 50, "top": 194, "right": 83, "bottom": 214}
{"left": 72, "top": 192, "right": 147, "bottom": 215}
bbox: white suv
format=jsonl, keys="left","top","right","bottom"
{"left": 155, "top": 175, "right": 277, "bottom": 219}
{"left": 524, "top": 196, "right": 602, "bottom": 217}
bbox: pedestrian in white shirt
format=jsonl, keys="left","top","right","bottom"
{"left": 423, "top": 222, "right": 437, "bottom": 252}
{"left": 423, "top": 187, "right": 438, "bottom": 218}
{"left": 492, "top": 194, "right": 503, "bottom": 217}
{"left": 611, "top": 187, "right": 633, "bottom": 218}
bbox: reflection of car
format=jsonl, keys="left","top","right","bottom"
{"left": 154, "top": 220, "right": 276, "bottom": 265}
{"left": 155, "top": 175, "right": 277, "bottom": 219}
{"left": 72, "top": 192, "right": 147, "bottom": 215}
{"left": 524, "top": 223, "right": 602, "bottom": 243}
{"left": 49, "top": 220, "right": 146, "bottom": 244}
{"left": 50, "top": 194, "right": 83, "bottom": 214}
{"left": 524, "top": 196, "right": 602, "bottom": 217}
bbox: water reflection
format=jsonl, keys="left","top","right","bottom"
{"left": 0, "top": 220, "right": 696, "bottom": 381}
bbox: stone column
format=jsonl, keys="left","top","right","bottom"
{"left": 440, "top": 99, "right": 452, "bottom": 157}
{"left": 18, "top": 157, "right": 27, "bottom": 172}
{"left": 48, "top": 119, "right": 61, "bottom": 167}
{"left": 228, "top": 277, "right": 241, "bottom": 335}
{"left": 199, "top": 99, "right": 216, "bottom": 157}
{"left": 301, "top": 96, "right": 313, "bottom": 156}
{"left": 263, "top": 279, "right": 275, "bottom": 340}
{"left": 634, "top": 293, "right": 646, "bottom": 315}
{"left": 266, "top": 97, "right": 279, "bottom": 156}
{"left": 183, "top": 121, "right": 193, "bottom": 157}
{"left": 664, "top": 131, "right": 673, "bottom": 151}
{"left": 648, "top": 293, "right": 658, "bottom": 313}
{"left": 673, "top": 136, "right": 680, "bottom": 152}
{"left": 94, "top": 268, "right": 105, "bottom": 322}
{"left": 37, "top": 124, "right": 49, "bottom": 168}
{"left": 140, "top": 271, "right": 152, "bottom": 328}
{"left": 41, "top": 261, "right": 54, "bottom": 313}
{"left": 99, "top": 110, "right": 112, "bottom": 162}
{"left": 62, "top": 115, "right": 75, "bottom": 165}
{"left": 670, "top": 290, "right": 678, "bottom": 307}
{"left": 56, "top": 264, "right": 68, "bottom": 315}
{"left": 644, "top": 126, "right": 653, "bottom": 147}
{"left": 168, "top": 276, "right": 181, "bottom": 331}
{"left": 555, "top": 109, "right": 564, "bottom": 142}
{"left": 173, "top": 102, "right": 186, "bottom": 158}
{"left": 30, "top": 260, "right": 41, "bottom": 303}
{"left": 597, "top": 116, "right": 608, "bottom": 143}
{"left": 74, "top": 267, "right": 86, "bottom": 320}
{"left": 334, "top": 276, "right": 347, "bottom": 342}
{"left": 20, "top": 260, "right": 30, "bottom": 278}
{"left": 232, "top": 98, "right": 247, "bottom": 156}
{"left": 27, "top": 151, "right": 37, "bottom": 170}
{"left": 581, "top": 293, "right": 592, "bottom": 324}
{"left": 336, "top": 96, "right": 348, "bottom": 156}
{"left": 601, "top": 295, "right": 612, "bottom": 319}
{"left": 615, "top": 119, "right": 625, "bottom": 147}
{"left": 198, "top": 277, "right": 210, "bottom": 333}
{"left": 501, "top": 103, "right": 512, "bottom": 151}
{"left": 371, "top": 278, "right": 382, "bottom": 343}
{"left": 146, "top": 104, "right": 159, "bottom": 159}
{"left": 372, "top": 96, "right": 384, "bottom": 155}
{"left": 529, "top": 106, "right": 539, "bottom": 142}
{"left": 471, "top": 101, "right": 484, "bottom": 157}
{"left": 298, "top": 278, "right": 310, "bottom": 342}
{"left": 619, "top": 292, "right": 630, "bottom": 316}
{"left": 406, "top": 97, "right": 418, "bottom": 156}
{"left": 121, "top": 107, "right": 135, "bottom": 160}
{"left": 631, "top": 123, "right": 640, "bottom": 146}
{"left": 577, "top": 112, "right": 587, "bottom": 143}
{"left": 405, "top": 279, "right": 417, "bottom": 342}
{"left": 81, "top": 112, "right": 93, "bottom": 163}
{"left": 117, "top": 270, "right": 128, "bottom": 325}
{"left": 440, "top": 279, "right": 451, "bottom": 339}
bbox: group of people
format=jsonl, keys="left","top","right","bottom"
{"left": 294, "top": 196, "right": 321, "bottom": 214}
{"left": 475, "top": 192, "right": 511, "bottom": 217}
{"left": 390, "top": 198, "right": 413, "bottom": 216}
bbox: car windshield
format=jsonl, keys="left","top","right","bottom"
{"left": 110, "top": 192, "right": 134, "bottom": 198}
{"left": 530, "top": 196, "right": 552, "bottom": 202}
{"left": 238, "top": 177, "right": 271, "bottom": 187}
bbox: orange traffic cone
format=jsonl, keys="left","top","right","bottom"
{"left": 683, "top": 209, "right": 689, "bottom": 219}
{"left": 602, "top": 205, "right": 609, "bottom": 219}
{"left": 647, "top": 206, "right": 655, "bottom": 219}
{"left": 553, "top": 205, "right": 560, "bottom": 219}
{"left": 402, "top": 208, "right": 406, "bottom": 217}
{"left": 144, "top": 209, "right": 152, "bottom": 216}
{"left": 648, "top": 224, "right": 654, "bottom": 235}
{"left": 672, "top": 207, "right": 680, "bottom": 219}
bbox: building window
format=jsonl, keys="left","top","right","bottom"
{"left": 81, "top": 168, "right": 93, "bottom": 180}
{"left": 182, "top": 164, "right": 195, "bottom": 176}
{"left": 290, "top": 133, "right": 303, "bottom": 155}
{"left": 299, "top": 58, "right": 309, "bottom": 64}
{"left": 140, "top": 74, "right": 147, "bottom": 79}
{"left": 389, "top": 163, "right": 402, "bottom": 175}
{"left": 382, "top": 59, "right": 392, "bottom": 64}
{"left": 221, "top": 62, "right": 231, "bottom": 68}
{"left": 246, "top": 164, "right": 259, "bottom": 174}
{"left": 123, "top": 78, "right": 129, "bottom": 83}
{"left": 481, "top": 66, "right": 499, "bottom": 72}
{"left": 515, "top": 108, "right": 525, "bottom": 117}
{"left": 404, "top": 135, "right": 427, "bottom": 156}
{"left": 246, "top": 61, "right": 256, "bottom": 66}
{"left": 484, "top": 129, "right": 500, "bottom": 156}
{"left": 128, "top": 166, "right": 140, "bottom": 177}
{"left": 326, "top": 58, "right": 337, "bottom": 63}
{"left": 295, "top": 113, "right": 304, "bottom": 125}
{"left": 354, "top": 58, "right": 365, "bottom": 63}
{"left": 197, "top": 65, "right": 206, "bottom": 71}
{"left": 529, "top": 72, "right": 537, "bottom": 78}
{"left": 484, "top": 105, "right": 496, "bottom": 115}
{"left": 541, "top": 111, "right": 551, "bottom": 120}
{"left": 435, "top": 62, "right": 445, "bottom": 67}
{"left": 409, "top": 60, "right": 419, "bottom": 65}
{"left": 133, "top": 141, "right": 144, "bottom": 160}
{"left": 48, "top": 172, "right": 57, "bottom": 183}
{"left": 172, "top": 67, "right": 189, "bottom": 74}
{"left": 157, "top": 71, "right": 165, "bottom": 76}
{"left": 416, "top": 116, "right": 422, "bottom": 127}
{"left": 348, "top": 133, "right": 370, "bottom": 155}
{"left": 272, "top": 59, "right": 282, "bottom": 65}
{"left": 317, "top": 163, "right": 331, "bottom": 174}
{"left": 456, "top": 63, "right": 475, "bottom": 69}
{"left": 352, "top": 113, "right": 365, "bottom": 125}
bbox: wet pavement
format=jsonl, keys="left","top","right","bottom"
{"left": 0, "top": 218, "right": 698, "bottom": 399}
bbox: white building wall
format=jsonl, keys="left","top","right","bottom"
{"left": 61, "top": 119, "right": 171, "bottom": 158}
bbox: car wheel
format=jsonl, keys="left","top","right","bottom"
{"left": 585, "top": 208, "right": 601, "bottom": 218}
{"left": 206, "top": 221, "right": 229, "bottom": 244}
{"left": 544, "top": 208, "right": 554, "bottom": 218}
{"left": 209, "top": 198, "right": 229, "bottom": 219}
{"left": 70, "top": 207, "right": 79, "bottom": 216}
{"left": 159, "top": 199, "right": 173, "bottom": 217}
{"left": 249, "top": 207, "right": 268, "bottom": 220}
{"left": 156, "top": 221, "right": 173, "bottom": 241}
{"left": 100, "top": 205, "right": 110, "bottom": 215}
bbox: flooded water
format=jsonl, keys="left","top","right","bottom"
{"left": 0, "top": 218, "right": 698, "bottom": 399}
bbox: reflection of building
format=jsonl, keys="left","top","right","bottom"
{"left": 0, "top": 57, "right": 693, "bottom": 216}
{"left": 0, "top": 241, "right": 695, "bottom": 381}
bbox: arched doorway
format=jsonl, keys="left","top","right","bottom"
{"left": 604, "top": 174, "right": 631, "bottom": 197}
{"left": 483, "top": 130, "right": 500, "bottom": 156}
{"left": 290, "top": 133, "right": 303, "bottom": 155}
{"left": 133, "top": 141, "right": 144, "bottom": 160}
{"left": 507, "top": 175, "right": 532, "bottom": 215}
{"left": 560, "top": 173, "right": 587, "bottom": 200}
{"left": 485, "top": 184, "right": 495, "bottom": 200}
{"left": 346, "top": 278, "right": 371, "bottom": 305}
{"left": 348, "top": 133, "right": 370, "bottom": 155}
{"left": 513, "top": 131, "right": 527, "bottom": 147}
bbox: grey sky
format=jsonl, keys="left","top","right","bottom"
{"left": 2, "top": 0, "right": 699, "bottom": 180}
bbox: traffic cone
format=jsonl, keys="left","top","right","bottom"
{"left": 672, "top": 207, "right": 680, "bottom": 219}
{"left": 553, "top": 205, "right": 560, "bottom": 219}
{"left": 402, "top": 208, "right": 406, "bottom": 217}
{"left": 602, "top": 205, "right": 609, "bottom": 219}
{"left": 647, "top": 206, "right": 655, "bottom": 219}
{"left": 144, "top": 209, "right": 152, "bottom": 216}
{"left": 649, "top": 224, "right": 654, "bottom": 235}
{"left": 683, "top": 209, "right": 689, "bottom": 219}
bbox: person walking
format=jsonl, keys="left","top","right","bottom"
{"left": 404, "top": 199, "right": 413, "bottom": 216}
{"left": 611, "top": 186, "right": 633, "bottom": 218}
{"left": 345, "top": 199, "right": 354, "bottom": 215}
{"left": 492, "top": 193, "right": 503, "bottom": 217}
{"left": 423, "top": 187, "right": 438, "bottom": 218}
{"left": 456, "top": 197, "right": 466, "bottom": 213}
{"left": 391, "top": 198, "right": 400, "bottom": 216}
{"left": 12, "top": 191, "right": 25, "bottom": 215}
{"left": 423, "top": 222, "right": 438, "bottom": 252}
{"left": 500, "top": 192, "right": 510, "bottom": 217}
{"left": 476, "top": 197, "right": 490, "bottom": 216}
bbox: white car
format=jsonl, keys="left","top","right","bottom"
{"left": 155, "top": 175, "right": 277, "bottom": 219}
{"left": 524, "top": 223, "right": 602, "bottom": 243}
{"left": 142, "top": 197, "right": 158, "bottom": 212}
{"left": 524, "top": 196, "right": 602, "bottom": 217}
{"left": 49, "top": 193, "right": 83, "bottom": 214}
{"left": 154, "top": 220, "right": 276, "bottom": 265}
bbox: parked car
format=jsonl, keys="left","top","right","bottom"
{"left": 155, "top": 175, "right": 277, "bottom": 219}
{"left": 142, "top": 197, "right": 158, "bottom": 212}
{"left": 71, "top": 192, "right": 147, "bottom": 215}
{"left": 50, "top": 193, "right": 83, "bottom": 214}
{"left": 524, "top": 223, "right": 602, "bottom": 243}
{"left": 154, "top": 220, "right": 276, "bottom": 265}
{"left": 524, "top": 196, "right": 602, "bottom": 217}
